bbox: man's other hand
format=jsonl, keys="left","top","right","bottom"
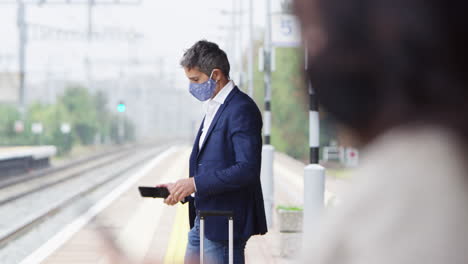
{"left": 165, "top": 178, "right": 195, "bottom": 205}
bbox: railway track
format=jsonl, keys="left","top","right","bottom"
{"left": 0, "top": 146, "right": 137, "bottom": 207}
{"left": 0, "top": 145, "right": 135, "bottom": 191}
{"left": 0, "top": 143, "right": 173, "bottom": 249}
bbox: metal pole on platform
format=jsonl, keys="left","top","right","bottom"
{"left": 260, "top": 0, "right": 274, "bottom": 228}
{"left": 302, "top": 46, "right": 325, "bottom": 250}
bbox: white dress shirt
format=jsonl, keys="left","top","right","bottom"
{"left": 191, "top": 81, "right": 235, "bottom": 194}
{"left": 198, "top": 80, "right": 235, "bottom": 150}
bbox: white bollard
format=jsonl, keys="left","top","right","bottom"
{"left": 302, "top": 164, "right": 325, "bottom": 250}
{"left": 261, "top": 144, "right": 275, "bottom": 228}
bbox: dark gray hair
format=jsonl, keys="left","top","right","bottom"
{"left": 180, "top": 40, "right": 230, "bottom": 79}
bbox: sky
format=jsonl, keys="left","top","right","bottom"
{"left": 0, "top": 0, "right": 286, "bottom": 89}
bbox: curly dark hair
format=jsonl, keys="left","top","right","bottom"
{"left": 180, "top": 40, "right": 230, "bottom": 79}
{"left": 295, "top": 0, "right": 468, "bottom": 144}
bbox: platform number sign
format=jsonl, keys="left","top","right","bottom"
{"left": 271, "top": 14, "right": 301, "bottom": 47}
{"left": 281, "top": 18, "right": 293, "bottom": 35}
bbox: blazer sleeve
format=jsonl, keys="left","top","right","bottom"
{"left": 194, "top": 102, "right": 263, "bottom": 197}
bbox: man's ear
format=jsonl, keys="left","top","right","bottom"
{"left": 212, "top": 69, "right": 222, "bottom": 82}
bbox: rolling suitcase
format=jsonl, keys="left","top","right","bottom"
{"left": 199, "top": 210, "right": 234, "bottom": 264}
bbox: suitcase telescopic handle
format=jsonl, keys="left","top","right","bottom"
{"left": 199, "top": 210, "right": 234, "bottom": 264}
{"left": 199, "top": 210, "right": 234, "bottom": 218}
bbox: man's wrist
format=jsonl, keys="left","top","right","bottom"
{"left": 192, "top": 177, "right": 197, "bottom": 192}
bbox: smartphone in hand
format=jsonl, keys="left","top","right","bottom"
{"left": 138, "top": 186, "right": 170, "bottom": 199}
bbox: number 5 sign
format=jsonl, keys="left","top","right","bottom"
{"left": 271, "top": 14, "right": 301, "bottom": 47}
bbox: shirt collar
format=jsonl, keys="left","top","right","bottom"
{"left": 212, "top": 80, "right": 235, "bottom": 105}
{"left": 203, "top": 80, "right": 235, "bottom": 113}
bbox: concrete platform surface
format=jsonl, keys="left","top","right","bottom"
{"left": 19, "top": 145, "right": 342, "bottom": 264}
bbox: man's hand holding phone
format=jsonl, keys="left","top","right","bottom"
{"left": 160, "top": 178, "right": 196, "bottom": 206}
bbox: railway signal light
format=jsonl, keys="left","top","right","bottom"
{"left": 117, "top": 101, "right": 126, "bottom": 113}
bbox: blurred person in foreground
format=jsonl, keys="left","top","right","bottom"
{"left": 295, "top": 0, "right": 468, "bottom": 263}
{"left": 157, "top": 40, "right": 267, "bottom": 264}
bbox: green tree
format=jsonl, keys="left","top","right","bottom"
{"left": 1, "top": 85, "right": 135, "bottom": 153}
{"left": 60, "top": 86, "right": 98, "bottom": 145}
{"left": 0, "top": 104, "right": 21, "bottom": 145}
{"left": 252, "top": 47, "right": 336, "bottom": 161}
{"left": 26, "top": 102, "right": 74, "bottom": 152}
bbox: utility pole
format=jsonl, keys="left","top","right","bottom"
{"left": 237, "top": 0, "right": 243, "bottom": 86}
{"left": 17, "top": 0, "right": 27, "bottom": 117}
{"left": 247, "top": 0, "right": 254, "bottom": 97}
{"left": 231, "top": 0, "right": 237, "bottom": 83}
{"left": 85, "top": 0, "right": 94, "bottom": 91}
{"left": 260, "top": 0, "right": 274, "bottom": 228}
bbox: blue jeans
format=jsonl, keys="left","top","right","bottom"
{"left": 185, "top": 216, "right": 249, "bottom": 264}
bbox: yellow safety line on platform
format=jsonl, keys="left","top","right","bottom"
{"left": 164, "top": 203, "right": 189, "bottom": 264}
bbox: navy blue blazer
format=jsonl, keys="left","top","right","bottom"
{"left": 187, "top": 86, "right": 267, "bottom": 241}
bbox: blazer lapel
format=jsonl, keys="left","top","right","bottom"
{"left": 197, "top": 87, "right": 239, "bottom": 159}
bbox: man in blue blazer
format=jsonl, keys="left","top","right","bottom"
{"left": 159, "top": 40, "right": 267, "bottom": 264}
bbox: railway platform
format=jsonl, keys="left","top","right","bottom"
{"left": 17, "top": 145, "right": 344, "bottom": 264}
{"left": 0, "top": 146, "right": 57, "bottom": 177}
